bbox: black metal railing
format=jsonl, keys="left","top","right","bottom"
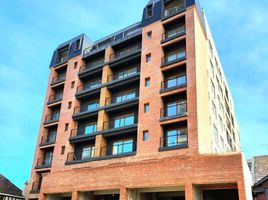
{"left": 100, "top": 140, "right": 136, "bottom": 157}
{"left": 79, "top": 59, "right": 105, "bottom": 73}
{"left": 105, "top": 90, "right": 139, "bottom": 106}
{"left": 51, "top": 74, "right": 66, "bottom": 85}
{"left": 47, "top": 94, "right": 62, "bottom": 104}
{"left": 102, "top": 115, "right": 137, "bottom": 131}
{"left": 162, "top": 49, "right": 186, "bottom": 65}
{"left": 162, "top": 26, "right": 186, "bottom": 40}
{"left": 67, "top": 148, "right": 96, "bottom": 162}
{"left": 55, "top": 55, "right": 68, "bottom": 65}
{"left": 44, "top": 113, "right": 59, "bottom": 124}
{"left": 160, "top": 102, "right": 187, "bottom": 118}
{"left": 73, "top": 101, "right": 100, "bottom": 115}
{"left": 70, "top": 126, "right": 97, "bottom": 138}
{"left": 36, "top": 157, "right": 52, "bottom": 168}
{"left": 30, "top": 181, "right": 41, "bottom": 193}
{"left": 107, "top": 67, "right": 139, "bottom": 83}
{"left": 110, "top": 44, "right": 141, "bottom": 61}
{"left": 76, "top": 81, "right": 102, "bottom": 94}
{"left": 160, "top": 133, "right": 188, "bottom": 148}
{"left": 40, "top": 135, "right": 56, "bottom": 146}
{"left": 163, "top": 3, "right": 185, "bottom": 18}
{"left": 161, "top": 75, "right": 186, "bottom": 90}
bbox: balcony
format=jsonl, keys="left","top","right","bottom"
{"left": 160, "top": 102, "right": 187, "bottom": 121}
{"left": 39, "top": 134, "right": 56, "bottom": 147}
{"left": 101, "top": 115, "right": 138, "bottom": 137}
{"left": 50, "top": 74, "right": 66, "bottom": 86}
{"left": 162, "top": 0, "right": 185, "bottom": 20}
{"left": 66, "top": 140, "right": 136, "bottom": 164}
{"left": 47, "top": 94, "right": 62, "bottom": 105}
{"left": 160, "top": 74, "right": 186, "bottom": 93}
{"left": 30, "top": 181, "right": 41, "bottom": 194}
{"left": 109, "top": 44, "right": 141, "bottom": 67}
{"left": 162, "top": 25, "right": 186, "bottom": 44}
{"left": 162, "top": 48, "right": 186, "bottom": 67}
{"left": 69, "top": 127, "right": 98, "bottom": 143}
{"left": 35, "top": 157, "right": 52, "bottom": 169}
{"left": 159, "top": 133, "right": 188, "bottom": 151}
{"left": 43, "top": 113, "right": 59, "bottom": 125}
{"left": 104, "top": 90, "right": 139, "bottom": 112}
{"left": 106, "top": 67, "right": 140, "bottom": 89}
{"left": 75, "top": 81, "right": 102, "bottom": 99}
{"left": 78, "top": 59, "right": 105, "bottom": 79}
{"left": 73, "top": 101, "right": 100, "bottom": 121}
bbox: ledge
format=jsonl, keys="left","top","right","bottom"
{"left": 159, "top": 144, "right": 188, "bottom": 152}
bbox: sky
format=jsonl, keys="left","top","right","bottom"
{"left": 0, "top": 0, "right": 267, "bottom": 190}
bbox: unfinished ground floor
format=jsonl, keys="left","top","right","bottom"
{"left": 26, "top": 154, "right": 252, "bottom": 200}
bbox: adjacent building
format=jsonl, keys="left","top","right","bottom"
{"left": 248, "top": 155, "right": 268, "bottom": 200}
{"left": 25, "top": 0, "right": 252, "bottom": 199}
{"left": 0, "top": 174, "right": 24, "bottom": 200}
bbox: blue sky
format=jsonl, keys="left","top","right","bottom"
{"left": 0, "top": 0, "right": 267, "bottom": 189}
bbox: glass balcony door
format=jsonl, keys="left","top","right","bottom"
{"left": 114, "top": 115, "right": 135, "bottom": 128}
{"left": 112, "top": 139, "right": 134, "bottom": 155}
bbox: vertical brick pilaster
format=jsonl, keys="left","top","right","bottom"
{"left": 120, "top": 186, "right": 128, "bottom": 200}
{"left": 72, "top": 191, "right": 79, "bottom": 200}
{"left": 185, "top": 183, "right": 194, "bottom": 200}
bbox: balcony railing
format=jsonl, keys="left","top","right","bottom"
{"left": 160, "top": 133, "right": 188, "bottom": 148}
{"left": 105, "top": 90, "right": 139, "bottom": 106}
{"left": 44, "top": 113, "right": 59, "bottom": 124}
{"left": 70, "top": 126, "right": 97, "bottom": 138}
{"left": 66, "top": 141, "right": 136, "bottom": 162}
{"left": 73, "top": 101, "right": 100, "bottom": 116}
{"left": 162, "top": 49, "right": 186, "bottom": 66}
{"left": 30, "top": 181, "right": 41, "bottom": 193}
{"left": 40, "top": 134, "right": 56, "bottom": 146}
{"left": 102, "top": 115, "right": 137, "bottom": 131}
{"left": 162, "top": 26, "right": 186, "bottom": 41}
{"left": 79, "top": 59, "right": 105, "bottom": 73}
{"left": 47, "top": 94, "right": 62, "bottom": 104}
{"left": 51, "top": 74, "right": 66, "bottom": 85}
{"left": 107, "top": 67, "right": 139, "bottom": 83}
{"left": 76, "top": 81, "right": 102, "bottom": 94}
{"left": 110, "top": 44, "right": 141, "bottom": 61}
{"left": 36, "top": 157, "right": 52, "bottom": 168}
{"left": 161, "top": 75, "right": 186, "bottom": 90}
{"left": 160, "top": 102, "right": 187, "bottom": 118}
{"left": 163, "top": 4, "right": 185, "bottom": 18}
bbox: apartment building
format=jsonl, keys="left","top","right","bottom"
{"left": 25, "top": 0, "right": 252, "bottom": 199}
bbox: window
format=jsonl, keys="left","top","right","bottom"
{"left": 146, "top": 53, "right": 151, "bottom": 62}
{"left": 112, "top": 139, "right": 133, "bottom": 155}
{"left": 211, "top": 81, "right": 215, "bottom": 98}
{"left": 68, "top": 102, "right": 72, "bottom": 109}
{"left": 146, "top": 4, "right": 153, "bottom": 18}
{"left": 144, "top": 103, "right": 150, "bottom": 113}
{"left": 61, "top": 146, "right": 65, "bottom": 155}
{"left": 81, "top": 146, "right": 95, "bottom": 159}
{"left": 212, "top": 101, "right": 217, "bottom": 119}
{"left": 147, "top": 31, "right": 152, "bottom": 39}
{"left": 209, "top": 59, "right": 214, "bottom": 77}
{"left": 74, "top": 39, "right": 81, "bottom": 51}
{"left": 44, "top": 151, "right": 53, "bottom": 166}
{"left": 145, "top": 77, "right": 151, "bottom": 87}
{"left": 47, "top": 129, "right": 56, "bottom": 142}
{"left": 219, "top": 116, "right": 223, "bottom": 132}
{"left": 56, "top": 46, "right": 69, "bottom": 64}
{"left": 166, "top": 75, "right": 186, "bottom": 88}
{"left": 213, "top": 124, "right": 218, "bottom": 144}
{"left": 85, "top": 123, "right": 97, "bottom": 135}
{"left": 116, "top": 67, "right": 137, "bottom": 80}
{"left": 115, "top": 90, "right": 136, "bottom": 103}
{"left": 84, "top": 79, "right": 101, "bottom": 89}
{"left": 114, "top": 114, "right": 135, "bottom": 128}
{"left": 165, "top": 128, "right": 187, "bottom": 147}
{"left": 64, "top": 123, "right": 69, "bottom": 131}
{"left": 74, "top": 62, "right": 78, "bottom": 69}
{"left": 87, "top": 101, "right": 99, "bottom": 111}
{"left": 71, "top": 81, "right": 75, "bottom": 89}
{"left": 265, "top": 189, "right": 268, "bottom": 200}
{"left": 166, "top": 49, "right": 185, "bottom": 63}
{"left": 143, "top": 131, "right": 149, "bottom": 141}
{"left": 166, "top": 100, "right": 186, "bottom": 117}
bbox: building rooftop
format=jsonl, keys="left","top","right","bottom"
{"left": 250, "top": 155, "right": 268, "bottom": 183}
{"left": 0, "top": 174, "right": 23, "bottom": 196}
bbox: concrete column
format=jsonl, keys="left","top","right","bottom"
{"left": 72, "top": 191, "right": 79, "bottom": 200}
{"left": 185, "top": 183, "right": 194, "bottom": 200}
{"left": 105, "top": 47, "right": 114, "bottom": 62}
{"left": 94, "top": 134, "right": 107, "bottom": 157}
{"left": 102, "top": 65, "right": 113, "bottom": 84}
{"left": 120, "top": 187, "right": 128, "bottom": 200}
{"left": 100, "top": 87, "right": 111, "bottom": 107}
